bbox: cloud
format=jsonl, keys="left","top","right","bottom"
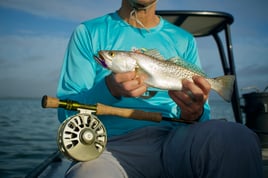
{"left": 0, "top": 34, "right": 67, "bottom": 62}
{"left": 0, "top": 34, "right": 68, "bottom": 97}
{"left": 0, "top": 0, "right": 121, "bottom": 22}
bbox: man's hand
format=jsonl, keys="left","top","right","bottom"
{"left": 105, "top": 71, "right": 147, "bottom": 98}
{"left": 168, "top": 76, "right": 211, "bottom": 121}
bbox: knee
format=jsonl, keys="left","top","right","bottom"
{"left": 192, "top": 120, "right": 261, "bottom": 153}
{"left": 65, "top": 152, "right": 128, "bottom": 178}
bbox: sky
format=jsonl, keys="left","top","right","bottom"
{"left": 0, "top": 0, "right": 267, "bottom": 99}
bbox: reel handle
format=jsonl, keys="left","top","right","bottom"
{"left": 42, "top": 95, "right": 162, "bottom": 122}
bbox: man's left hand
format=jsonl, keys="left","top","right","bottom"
{"left": 168, "top": 76, "right": 211, "bottom": 121}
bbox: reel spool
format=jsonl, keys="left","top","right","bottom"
{"left": 57, "top": 112, "right": 107, "bottom": 161}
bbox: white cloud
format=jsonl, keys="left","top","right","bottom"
{"left": 0, "top": 34, "right": 67, "bottom": 63}
{"left": 0, "top": 34, "right": 68, "bottom": 97}
{"left": 0, "top": 0, "right": 121, "bottom": 22}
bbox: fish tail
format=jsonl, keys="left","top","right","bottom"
{"left": 208, "top": 75, "right": 235, "bottom": 102}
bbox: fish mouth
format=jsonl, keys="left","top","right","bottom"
{"left": 94, "top": 53, "right": 108, "bottom": 68}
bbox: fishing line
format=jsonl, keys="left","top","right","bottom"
{"left": 128, "top": 0, "right": 159, "bottom": 31}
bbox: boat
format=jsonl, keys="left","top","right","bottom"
{"left": 25, "top": 10, "right": 268, "bottom": 177}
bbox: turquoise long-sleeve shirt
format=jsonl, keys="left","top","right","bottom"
{"left": 57, "top": 12, "right": 210, "bottom": 137}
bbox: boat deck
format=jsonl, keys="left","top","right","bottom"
{"left": 37, "top": 156, "right": 70, "bottom": 178}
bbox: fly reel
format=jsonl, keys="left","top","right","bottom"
{"left": 57, "top": 111, "right": 107, "bottom": 161}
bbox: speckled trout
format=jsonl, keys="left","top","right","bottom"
{"left": 94, "top": 49, "right": 235, "bottom": 102}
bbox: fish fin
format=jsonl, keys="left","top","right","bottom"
{"left": 167, "top": 57, "right": 207, "bottom": 77}
{"left": 139, "top": 48, "right": 206, "bottom": 76}
{"left": 140, "top": 49, "right": 165, "bottom": 60}
{"left": 143, "top": 48, "right": 207, "bottom": 77}
{"left": 208, "top": 75, "right": 235, "bottom": 102}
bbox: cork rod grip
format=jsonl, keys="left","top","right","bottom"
{"left": 42, "top": 95, "right": 60, "bottom": 108}
{"left": 96, "top": 103, "right": 162, "bottom": 122}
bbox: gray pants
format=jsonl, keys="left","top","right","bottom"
{"left": 65, "top": 120, "right": 263, "bottom": 178}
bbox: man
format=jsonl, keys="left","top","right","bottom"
{"left": 57, "top": 0, "right": 263, "bottom": 177}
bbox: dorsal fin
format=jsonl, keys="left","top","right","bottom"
{"left": 140, "top": 49, "right": 165, "bottom": 60}
{"left": 168, "top": 56, "right": 207, "bottom": 77}
{"left": 135, "top": 48, "right": 206, "bottom": 77}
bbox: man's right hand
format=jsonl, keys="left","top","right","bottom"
{"left": 105, "top": 71, "right": 147, "bottom": 98}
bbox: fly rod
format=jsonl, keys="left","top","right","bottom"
{"left": 42, "top": 95, "right": 194, "bottom": 162}
{"left": 42, "top": 95, "right": 195, "bottom": 124}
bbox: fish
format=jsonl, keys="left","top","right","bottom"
{"left": 94, "top": 49, "right": 235, "bottom": 102}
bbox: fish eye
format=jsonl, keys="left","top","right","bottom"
{"left": 108, "top": 52, "right": 115, "bottom": 57}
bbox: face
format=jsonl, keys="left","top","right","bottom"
{"left": 127, "top": 0, "right": 157, "bottom": 8}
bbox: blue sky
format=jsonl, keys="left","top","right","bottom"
{"left": 0, "top": 0, "right": 267, "bottom": 98}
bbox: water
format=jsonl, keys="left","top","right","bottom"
{"left": 0, "top": 98, "right": 235, "bottom": 178}
{"left": 0, "top": 98, "right": 60, "bottom": 178}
